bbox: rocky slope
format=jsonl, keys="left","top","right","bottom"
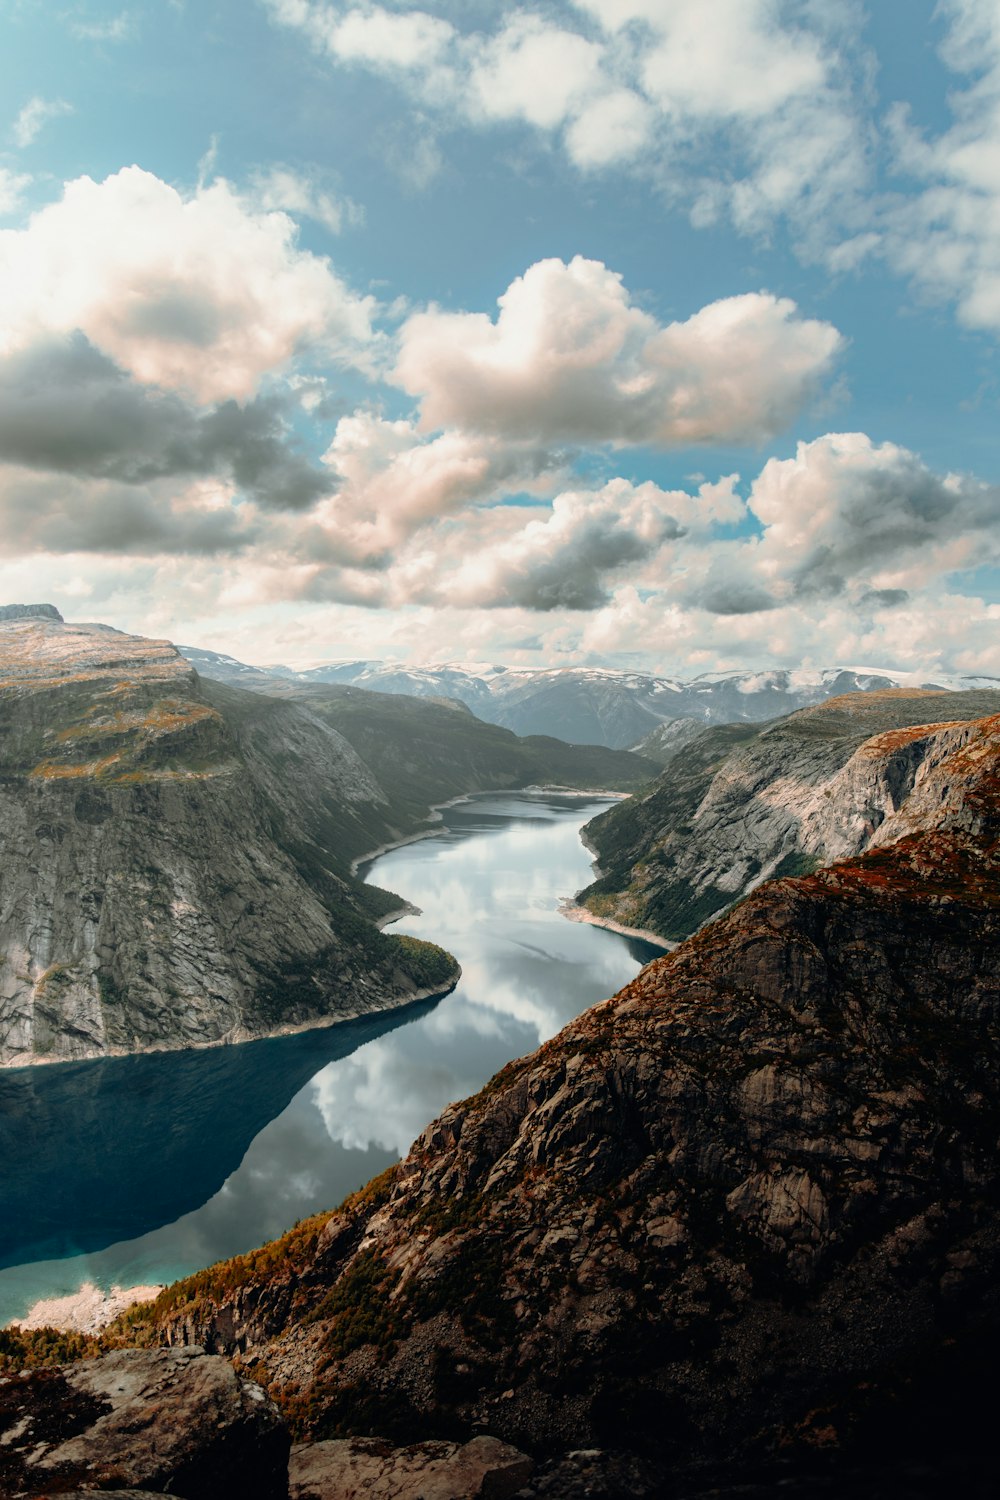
{"left": 181, "top": 645, "right": 1000, "bottom": 748}
{"left": 87, "top": 709, "right": 1000, "bottom": 1491}
{"left": 579, "top": 686, "right": 1000, "bottom": 939}
{"left": 0, "top": 614, "right": 458, "bottom": 1066}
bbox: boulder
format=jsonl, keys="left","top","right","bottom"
{"left": 1, "top": 1346, "right": 288, "bottom": 1499}
{"left": 288, "top": 1433, "right": 533, "bottom": 1499}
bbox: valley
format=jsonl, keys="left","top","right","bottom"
{"left": 2, "top": 608, "right": 998, "bottom": 1498}
{"left": 0, "top": 610, "right": 653, "bottom": 1067}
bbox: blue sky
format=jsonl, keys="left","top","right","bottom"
{"left": 0, "top": 0, "right": 997, "bottom": 674}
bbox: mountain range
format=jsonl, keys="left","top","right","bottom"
{"left": 0, "top": 607, "right": 653, "bottom": 1066}
{"left": 180, "top": 644, "right": 1000, "bottom": 749}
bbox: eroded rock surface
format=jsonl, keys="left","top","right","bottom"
{"left": 288, "top": 1434, "right": 532, "bottom": 1498}
{"left": 1, "top": 1346, "right": 288, "bottom": 1499}
{"left": 580, "top": 686, "right": 1000, "bottom": 939}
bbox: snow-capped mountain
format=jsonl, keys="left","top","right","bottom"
{"left": 180, "top": 647, "right": 1000, "bottom": 749}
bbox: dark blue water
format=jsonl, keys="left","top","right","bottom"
{"left": 0, "top": 792, "right": 663, "bottom": 1325}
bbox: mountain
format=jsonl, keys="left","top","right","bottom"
{"left": 180, "top": 645, "right": 1000, "bottom": 748}
{"left": 579, "top": 686, "right": 1000, "bottom": 940}
{"left": 0, "top": 612, "right": 654, "bottom": 1066}
{"left": 76, "top": 706, "right": 1000, "bottom": 1494}
{"left": 0, "top": 613, "right": 461, "bottom": 1067}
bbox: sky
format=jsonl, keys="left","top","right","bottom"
{"left": 0, "top": 0, "right": 998, "bottom": 675}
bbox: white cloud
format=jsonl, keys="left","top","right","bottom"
{"left": 423, "top": 476, "right": 737, "bottom": 611}
{"left": 578, "top": 0, "right": 825, "bottom": 120}
{"left": 884, "top": 0, "right": 1000, "bottom": 333}
{"left": 249, "top": 164, "right": 364, "bottom": 235}
{"left": 0, "top": 167, "right": 30, "bottom": 216}
{"left": 260, "top": 0, "right": 871, "bottom": 248}
{"left": 70, "top": 10, "right": 135, "bottom": 42}
{"left": 394, "top": 255, "right": 842, "bottom": 446}
{"left": 745, "top": 430, "right": 1000, "bottom": 601}
{"left": 465, "top": 14, "right": 602, "bottom": 131}
{"left": 0, "top": 166, "right": 377, "bottom": 401}
{"left": 12, "top": 97, "right": 73, "bottom": 148}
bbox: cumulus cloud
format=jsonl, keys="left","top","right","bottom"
{"left": 747, "top": 431, "right": 1000, "bottom": 602}
{"left": 0, "top": 468, "right": 254, "bottom": 557}
{"left": 394, "top": 256, "right": 842, "bottom": 447}
{"left": 429, "top": 480, "right": 698, "bottom": 611}
{"left": 12, "top": 96, "right": 73, "bottom": 148}
{"left": 0, "top": 166, "right": 377, "bottom": 402}
{"left": 0, "top": 334, "right": 333, "bottom": 511}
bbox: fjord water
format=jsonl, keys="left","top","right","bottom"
{"left": 0, "top": 792, "right": 663, "bottom": 1325}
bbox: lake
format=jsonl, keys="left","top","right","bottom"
{"left": 0, "top": 791, "right": 664, "bottom": 1326}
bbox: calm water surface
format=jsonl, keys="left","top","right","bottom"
{"left": 0, "top": 792, "right": 663, "bottom": 1325}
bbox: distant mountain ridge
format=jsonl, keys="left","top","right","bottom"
{"left": 181, "top": 644, "right": 1000, "bottom": 748}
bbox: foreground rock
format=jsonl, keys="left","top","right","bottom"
{"left": 0, "top": 1346, "right": 288, "bottom": 1498}
{"left": 288, "top": 1434, "right": 532, "bottom": 1498}
{"left": 116, "top": 711, "right": 1000, "bottom": 1488}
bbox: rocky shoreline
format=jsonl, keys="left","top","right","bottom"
{"left": 11, "top": 1282, "right": 164, "bottom": 1336}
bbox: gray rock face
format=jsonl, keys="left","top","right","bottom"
{"left": 288, "top": 1434, "right": 532, "bottom": 1498}
{"left": 0, "top": 603, "right": 63, "bottom": 622}
{"left": 581, "top": 687, "right": 1000, "bottom": 939}
{"left": 0, "top": 617, "right": 457, "bottom": 1066}
{"left": 0, "top": 1346, "right": 288, "bottom": 1499}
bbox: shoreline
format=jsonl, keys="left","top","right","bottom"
{"left": 3, "top": 788, "right": 627, "bottom": 1071}
{"left": 11, "top": 1280, "right": 163, "bottom": 1335}
{"left": 1, "top": 968, "right": 462, "bottom": 1072}
{"left": 351, "top": 785, "right": 629, "bottom": 880}
{"left": 558, "top": 898, "right": 675, "bottom": 951}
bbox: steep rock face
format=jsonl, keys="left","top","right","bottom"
{"left": 580, "top": 687, "right": 1000, "bottom": 939}
{"left": 118, "top": 713, "right": 1000, "bottom": 1477}
{"left": 0, "top": 619, "right": 456, "bottom": 1066}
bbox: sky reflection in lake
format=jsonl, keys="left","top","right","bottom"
{"left": 0, "top": 792, "right": 662, "bottom": 1324}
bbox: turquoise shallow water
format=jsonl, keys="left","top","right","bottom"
{"left": 0, "top": 791, "right": 663, "bottom": 1325}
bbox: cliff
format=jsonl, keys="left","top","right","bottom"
{"left": 578, "top": 686, "right": 1000, "bottom": 939}
{"left": 0, "top": 616, "right": 456, "bottom": 1066}
{"left": 95, "top": 710, "right": 1000, "bottom": 1489}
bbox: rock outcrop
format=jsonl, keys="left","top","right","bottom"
{"left": 287, "top": 1434, "right": 532, "bottom": 1498}
{"left": 105, "top": 710, "right": 1000, "bottom": 1487}
{"left": 579, "top": 686, "right": 1000, "bottom": 939}
{"left": 1, "top": 1346, "right": 288, "bottom": 1499}
{"left": 0, "top": 603, "right": 63, "bottom": 623}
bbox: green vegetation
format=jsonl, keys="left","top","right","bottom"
{"left": 0, "top": 1325, "right": 95, "bottom": 1375}
{"left": 772, "top": 851, "right": 822, "bottom": 880}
